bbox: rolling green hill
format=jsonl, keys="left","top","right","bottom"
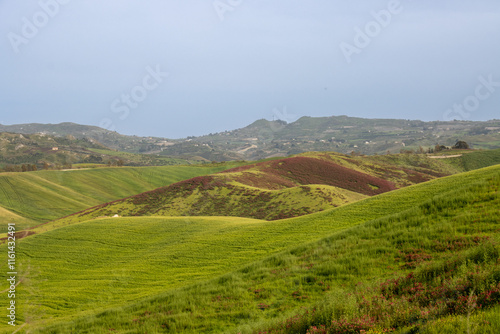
{"left": 2, "top": 164, "right": 498, "bottom": 333}
{"left": 2, "top": 148, "right": 473, "bottom": 234}
{"left": 460, "top": 148, "right": 500, "bottom": 171}
{"left": 0, "top": 206, "right": 33, "bottom": 227}
{"left": 0, "top": 163, "right": 239, "bottom": 231}
{"left": 38, "top": 151, "right": 460, "bottom": 225}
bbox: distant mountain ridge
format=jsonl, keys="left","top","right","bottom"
{"left": 2, "top": 116, "right": 500, "bottom": 160}
{"left": 0, "top": 122, "right": 170, "bottom": 154}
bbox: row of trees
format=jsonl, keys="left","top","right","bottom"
{"left": 2, "top": 164, "right": 38, "bottom": 172}
{"left": 1, "top": 163, "right": 72, "bottom": 172}
{"left": 434, "top": 140, "right": 470, "bottom": 152}
{"left": 107, "top": 159, "right": 125, "bottom": 167}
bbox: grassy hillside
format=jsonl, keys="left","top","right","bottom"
{"left": 0, "top": 206, "right": 34, "bottom": 227}
{"left": 0, "top": 163, "right": 238, "bottom": 231}
{"left": 0, "top": 132, "right": 106, "bottom": 167}
{"left": 461, "top": 148, "right": 500, "bottom": 171}
{"left": 47, "top": 152, "right": 460, "bottom": 224}
{"left": 0, "top": 131, "right": 201, "bottom": 170}
{"left": 87, "top": 148, "right": 207, "bottom": 166}
{"left": 2, "top": 164, "right": 498, "bottom": 333}
{"left": 70, "top": 182, "right": 368, "bottom": 222}
{"left": 0, "top": 122, "right": 178, "bottom": 154}
{"left": 2, "top": 149, "right": 468, "bottom": 233}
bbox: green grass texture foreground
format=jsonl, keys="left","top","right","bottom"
{"left": 0, "top": 164, "right": 498, "bottom": 333}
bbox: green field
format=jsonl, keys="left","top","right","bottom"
{"left": 0, "top": 163, "right": 239, "bottom": 231}
{"left": 2, "top": 164, "right": 498, "bottom": 333}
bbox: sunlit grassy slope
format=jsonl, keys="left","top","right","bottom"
{"left": 2, "top": 164, "right": 498, "bottom": 333}
{"left": 461, "top": 148, "right": 500, "bottom": 170}
{"left": 39, "top": 151, "right": 469, "bottom": 225}
{"left": 0, "top": 205, "right": 33, "bottom": 226}
{"left": 0, "top": 164, "right": 237, "bottom": 231}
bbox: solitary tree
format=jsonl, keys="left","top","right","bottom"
{"left": 453, "top": 141, "right": 469, "bottom": 149}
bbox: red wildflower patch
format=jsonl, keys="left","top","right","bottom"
{"left": 395, "top": 248, "right": 433, "bottom": 269}
{"left": 262, "top": 157, "right": 396, "bottom": 195}
{"left": 232, "top": 171, "right": 296, "bottom": 190}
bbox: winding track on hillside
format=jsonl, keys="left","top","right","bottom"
{"left": 428, "top": 154, "right": 462, "bottom": 159}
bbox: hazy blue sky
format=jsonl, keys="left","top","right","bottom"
{"left": 1, "top": 0, "right": 499, "bottom": 138}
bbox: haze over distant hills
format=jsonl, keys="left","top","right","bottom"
{"left": 1, "top": 115, "right": 500, "bottom": 161}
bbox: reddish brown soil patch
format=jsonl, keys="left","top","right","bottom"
{"left": 0, "top": 230, "right": 35, "bottom": 243}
